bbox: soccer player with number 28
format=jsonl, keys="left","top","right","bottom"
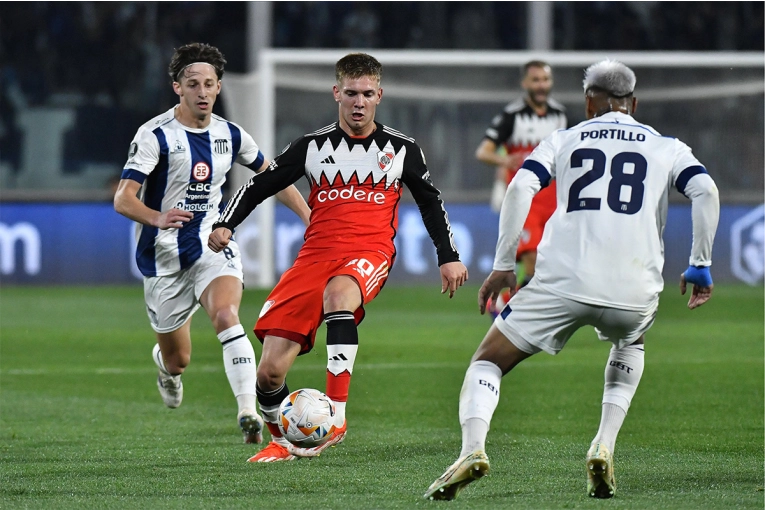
{"left": 114, "top": 43, "right": 310, "bottom": 444}
{"left": 425, "top": 60, "right": 719, "bottom": 501}
{"left": 209, "top": 53, "right": 469, "bottom": 462}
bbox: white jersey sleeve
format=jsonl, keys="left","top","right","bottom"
{"left": 670, "top": 141, "right": 719, "bottom": 267}
{"left": 234, "top": 126, "right": 266, "bottom": 171}
{"left": 123, "top": 127, "right": 161, "bottom": 179}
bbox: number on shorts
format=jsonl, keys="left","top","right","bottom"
{"left": 346, "top": 258, "right": 375, "bottom": 277}
{"left": 223, "top": 246, "right": 235, "bottom": 260}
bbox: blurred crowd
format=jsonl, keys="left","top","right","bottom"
{"left": 1, "top": 2, "right": 245, "bottom": 113}
{"left": 2, "top": 2, "right": 762, "bottom": 112}
{"left": 275, "top": 2, "right": 764, "bottom": 52}
{"left": 0, "top": 2, "right": 762, "bottom": 191}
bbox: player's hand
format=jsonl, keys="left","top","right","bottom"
{"left": 208, "top": 227, "right": 233, "bottom": 253}
{"left": 503, "top": 154, "right": 523, "bottom": 169}
{"left": 440, "top": 261, "right": 468, "bottom": 299}
{"left": 157, "top": 208, "right": 193, "bottom": 230}
{"left": 679, "top": 266, "right": 714, "bottom": 310}
{"left": 478, "top": 270, "right": 517, "bottom": 315}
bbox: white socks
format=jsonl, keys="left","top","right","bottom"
{"left": 458, "top": 360, "right": 502, "bottom": 456}
{"left": 218, "top": 324, "right": 258, "bottom": 412}
{"left": 455, "top": 344, "right": 643, "bottom": 458}
{"left": 333, "top": 401, "right": 347, "bottom": 426}
{"left": 592, "top": 344, "right": 645, "bottom": 452}
{"left": 592, "top": 403, "right": 627, "bottom": 454}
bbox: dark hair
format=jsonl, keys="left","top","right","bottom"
{"left": 335, "top": 53, "right": 382, "bottom": 84}
{"left": 168, "top": 43, "right": 226, "bottom": 83}
{"left": 522, "top": 60, "right": 551, "bottom": 76}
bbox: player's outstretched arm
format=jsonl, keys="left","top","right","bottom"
{"left": 114, "top": 178, "right": 193, "bottom": 229}
{"left": 440, "top": 261, "right": 468, "bottom": 299}
{"left": 679, "top": 266, "right": 713, "bottom": 310}
{"left": 208, "top": 227, "right": 233, "bottom": 253}
{"left": 478, "top": 270, "right": 517, "bottom": 315}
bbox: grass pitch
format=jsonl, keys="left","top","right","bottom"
{"left": 1, "top": 284, "right": 762, "bottom": 509}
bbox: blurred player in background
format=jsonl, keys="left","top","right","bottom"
{"left": 209, "top": 53, "right": 468, "bottom": 462}
{"left": 475, "top": 61, "right": 567, "bottom": 314}
{"left": 114, "top": 43, "right": 310, "bottom": 444}
{"left": 426, "top": 60, "right": 719, "bottom": 500}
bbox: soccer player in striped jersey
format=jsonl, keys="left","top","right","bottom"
{"left": 209, "top": 53, "right": 469, "bottom": 462}
{"left": 476, "top": 61, "right": 567, "bottom": 315}
{"left": 426, "top": 60, "right": 719, "bottom": 500}
{"left": 114, "top": 43, "right": 310, "bottom": 444}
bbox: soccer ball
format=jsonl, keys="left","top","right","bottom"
{"left": 278, "top": 388, "right": 337, "bottom": 448}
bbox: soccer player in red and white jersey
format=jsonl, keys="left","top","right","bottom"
{"left": 476, "top": 61, "right": 567, "bottom": 307}
{"left": 209, "top": 53, "right": 469, "bottom": 462}
{"left": 114, "top": 43, "right": 310, "bottom": 445}
{"left": 426, "top": 60, "right": 719, "bottom": 501}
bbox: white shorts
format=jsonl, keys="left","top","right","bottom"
{"left": 493, "top": 279, "right": 658, "bottom": 355}
{"left": 143, "top": 241, "right": 243, "bottom": 333}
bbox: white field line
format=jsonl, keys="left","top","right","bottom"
{"left": 0, "top": 357, "right": 758, "bottom": 376}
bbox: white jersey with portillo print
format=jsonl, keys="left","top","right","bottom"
{"left": 502, "top": 111, "right": 716, "bottom": 310}
{"left": 122, "top": 106, "right": 265, "bottom": 277}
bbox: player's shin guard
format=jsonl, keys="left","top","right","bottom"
{"left": 458, "top": 360, "right": 502, "bottom": 456}
{"left": 218, "top": 325, "right": 257, "bottom": 412}
{"left": 257, "top": 382, "right": 290, "bottom": 438}
{"left": 325, "top": 310, "right": 358, "bottom": 425}
{"left": 593, "top": 343, "right": 645, "bottom": 452}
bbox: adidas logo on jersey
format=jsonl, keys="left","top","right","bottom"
{"left": 320, "top": 155, "right": 336, "bottom": 164}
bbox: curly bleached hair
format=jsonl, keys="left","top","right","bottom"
{"left": 582, "top": 60, "right": 636, "bottom": 97}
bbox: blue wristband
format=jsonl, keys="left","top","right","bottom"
{"left": 683, "top": 266, "right": 713, "bottom": 287}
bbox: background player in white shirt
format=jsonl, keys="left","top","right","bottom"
{"left": 114, "top": 43, "right": 310, "bottom": 444}
{"left": 425, "top": 60, "right": 719, "bottom": 501}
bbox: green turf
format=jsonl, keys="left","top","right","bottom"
{"left": 1, "top": 284, "right": 762, "bottom": 509}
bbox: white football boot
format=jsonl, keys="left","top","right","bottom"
{"left": 152, "top": 344, "right": 183, "bottom": 408}
{"left": 586, "top": 443, "right": 616, "bottom": 498}
{"left": 424, "top": 451, "right": 490, "bottom": 500}
{"left": 238, "top": 409, "right": 264, "bottom": 444}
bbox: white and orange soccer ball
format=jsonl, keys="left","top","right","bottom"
{"left": 278, "top": 388, "right": 337, "bottom": 448}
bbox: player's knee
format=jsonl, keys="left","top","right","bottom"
{"left": 323, "top": 290, "right": 356, "bottom": 313}
{"left": 473, "top": 326, "right": 532, "bottom": 374}
{"left": 256, "top": 363, "right": 286, "bottom": 391}
{"left": 323, "top": 276, "right": 361, "bottom": 312}
{"left": 211, "top": 305, "right": 239, "bottom": 331}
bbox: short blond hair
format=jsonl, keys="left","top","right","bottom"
{"left": 335, "top": 53, "right": 382, "bottom": 85}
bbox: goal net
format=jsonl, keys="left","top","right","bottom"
{"left": 222, "top": 49, "right": 764, "bottom": 287}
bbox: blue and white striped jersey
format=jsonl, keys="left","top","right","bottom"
{"left": 122, "top": 106, "right": 265, "bottom": 277}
